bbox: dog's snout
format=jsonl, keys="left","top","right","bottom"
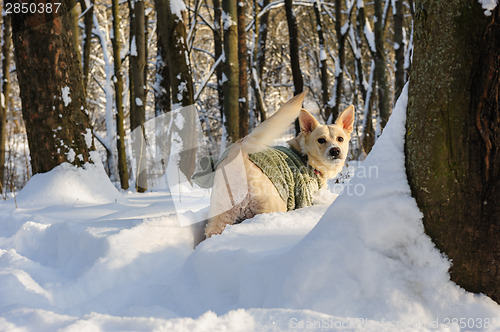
{"left": 329, "top": 147, "right": 340, "bottom": 157}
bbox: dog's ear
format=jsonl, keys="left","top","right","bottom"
{"left": 335, "top": 105, "right": 355, "bottom": 134}
{"left": 299, "top": 109, "right": 320, "bottom": 133}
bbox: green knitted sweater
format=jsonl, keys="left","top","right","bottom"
{"left": 191, "top": 146, "right": 322, "bottom": 211}
{"left": 248, "top": 146, "right": 321, "bottom": 210}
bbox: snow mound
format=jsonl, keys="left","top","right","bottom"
{"left": 15, "top": 163, "right": 122, "bottom": 207}
{"left": 166, "top": 84, "right": 500, "bottom": 326}
{"left": 1, "top": 84, "right": 499, "bottom": 330}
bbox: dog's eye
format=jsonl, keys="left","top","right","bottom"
{"left": 337, "top": 137, "right": 344, "bottom": 142}
{"left": 317, "top": 138, "right": 326, "bottom": 144}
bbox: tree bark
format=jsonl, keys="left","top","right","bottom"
{"left": 238, "top": 0, "right": 249, "bottom": 137}
{"left": 9, "top": 0, "right": 95, "bottom": 175}
{"left": 129, "top": 0, "right": 147, "bottom": 192}
{"left": 111, "top": 0, "right": 129, "bottom": 189}
{"left": 406, "top": 1, "right": 499, "bottom": 303}
{"left": 222, "top": 0, "right": 240, "bottom": 143}
{"left": 0, "top": 13, "right": 12, "bottom": 188}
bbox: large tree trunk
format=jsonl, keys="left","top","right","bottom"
{"left": 0, "top": 13, "right": 12, "bottom": 189}
{"left": 9, "top": 1, "right": 95, "bottom": 174}
{"left": 129, "top": 0, "right": 147, "bottom": 192}
{"left": 237, "top": 0, "right": 249, "bottom": 137}
{"left": 111, "top": 0, "right": 129, "bottom": 190}
{"left": 406, "top": 1, "right": 499, "bottom": 303}
{"left": 222, "top": 0, "right": 240, "bottom": 143}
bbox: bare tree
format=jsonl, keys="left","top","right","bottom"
{"left": 129, "top": 0, "right": 147, "bottom": 192}
{"left": 238, "top": 0, "right": 249, "bottom": 136}
{"left": 222, "top": 0, "right": 240, "bottom": 143}
{"left": 111, "top": 0, "right": 129, "bottom": 189}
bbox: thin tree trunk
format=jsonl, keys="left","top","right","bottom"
{"left": 284, "top": 0, "right": 303, "bottom": 96}
{"left": 154, "top": 0, "right": 171, "bottom": 115}
{"left": 251, "top": 0, "right": 267, "bottom": 122}
{"left": 374, "top": 0, "right": 391, "bottom": 129}
{"left": 165, "top": 0, "right": 196, "bottom": 180}
{"left": 213, "top": 0, "right": 224, "bottom": 113}
{"left": 9, "top": 1, "right": 95, "bottom": 174}
{"left": 406, "top": 1, "right": 499, "bottom": 304}
{"left": 314, "top": 1, "right": 332, "bottom": 121}
{"left": 356, "top": 0, "right": 376, "bottom": 154}
{"left": 80, "top": 0, "right": 94, "bottom": 91}
{"left": 331, "top": 0, "right": 346, "bottom": 122}
{"left": 129, "top": 0, "right": 147, "bottom": 192}
{"left": 284, "top": 0, "right": 303, "bottom": 134}
{"left": 222, "top": 0, "right": 240, "bottom": 143}
{"left": 0, "top": 13, "right": 12, "bottom": 188}
{"left": 393, "top": 0, "right": 405, "bottom": 100}
{"left": 257, "top": 0, "right": 270, "bottom": 80}
{"left": 238, "top": 0, "right": 249, "bottom": 137}
{"left": 111, "top": 0, "right": 129, "bottom": 189}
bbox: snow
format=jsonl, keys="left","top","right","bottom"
{"left": 130, "top": 36, "right": 137, "bottom": 57}
{"left": 222, "top": 10, "right": 237, "bottom": 30}
{"left": 61, "top": 87, "right": 71, "bottom": 107}
{"left": 170, "top": 0, "right": 187, "bottom": 19}
{"left": 364, "top": 19, "right": 376, "bottom": 54}
{"left": 478, "top": 0, "right": 498, "bottom": 15}
{"left": 1, "top": 87, "right": 500, "bottom": 330}
{"left": 82, "top": 129, "right": 93, "bottom": 149}
{"left": 66, "top": 148, "right": 76, "bottom": 163}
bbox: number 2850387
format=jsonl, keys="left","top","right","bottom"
{"left": 5, "top": 2, "right": 62, "bottom": 14}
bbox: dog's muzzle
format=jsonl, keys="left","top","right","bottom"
{"left": 328, "top": 147, "right": 341, "bottom": 159}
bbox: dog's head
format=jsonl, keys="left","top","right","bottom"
{"left": 288, "top": 105, "right": 355, "bottom": 180}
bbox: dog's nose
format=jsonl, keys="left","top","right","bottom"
{"left": 329, "top": 147, "right": 340, "bottom": 157}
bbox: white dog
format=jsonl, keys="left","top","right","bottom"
{"left": 204, "top": 92, "right": 354, "bottom": 238}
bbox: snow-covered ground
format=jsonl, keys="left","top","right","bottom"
{"left": 1, "top": 86, "right": 499, "bottom": 331}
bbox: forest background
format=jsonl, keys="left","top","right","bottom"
{"left": 0, "top": 0, "right": 413, "bottom": 194}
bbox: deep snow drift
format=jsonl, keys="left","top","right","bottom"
{"left": 1, "top": 86, "right": 499, "bottom": 331}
